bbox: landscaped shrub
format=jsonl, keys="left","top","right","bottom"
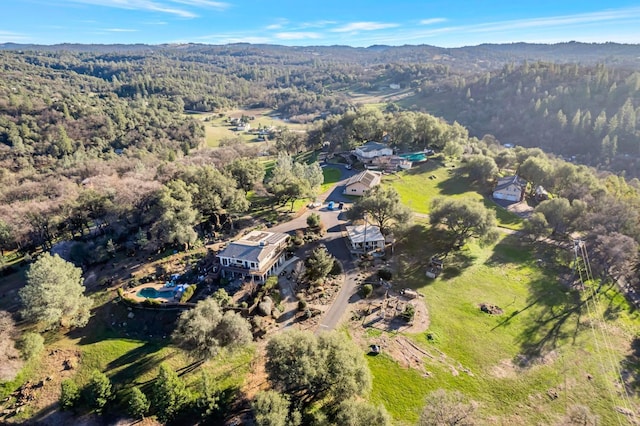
{"left": 401, "top": 304, "right": 415, "bottom": 323}
{"left": 298, "top": 299, "right": 307, "bottom": 311}
{"left": 123, "top": 296, "right": 140, "bottom": 305}
{"left": 212, "top": 288, "right": 231, "bottom": 307}
{"left": 264, "top": 276, "right": 279, "bottom": 291}
{"left": 330, "top": 259, "right": 342, "bottom": 276}
{"left": 17, "top": 332, "right": 44, "bottom": 361}
{"left": 378, "top": 269, "right": 392, "bottom": 281}
{"left": 180, "top": 285, "right": 196, "bottom": 303}
{"left": 60, "top": 379, "right": 80, "bottom": 410}
{"left": 142, "top": 299, "right": 162, "bottom": 307}
{"left": 307, "top": 212, "right": 321, "bottom": 229}
{"left": 360, "top": 284, "right": 373, "bottom": 299}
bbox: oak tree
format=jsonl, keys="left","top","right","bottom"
{"left": 429, "top": 198, "right": 498, "bottom": 251}
{"left": 172, "top": 298, "right": 252, "bottom": 360}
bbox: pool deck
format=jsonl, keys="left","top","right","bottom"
{"left": 126, "top": 282, "right": 178, "bottom": 303}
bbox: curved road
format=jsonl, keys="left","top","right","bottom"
{"left": 270, "top": 163, "right": 360, "bottom": 332}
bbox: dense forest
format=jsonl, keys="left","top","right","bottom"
{"left": 418, "top": 61, "right": 640, "bottom": 174}
{"left": 2, "top": 42, "right": 640, "bottom": 257}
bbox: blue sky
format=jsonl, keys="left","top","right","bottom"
{"left": 1, "top": 0, "right": 640, "bottom": 47}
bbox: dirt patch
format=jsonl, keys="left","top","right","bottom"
{"left": 490, "top": 358, "right": 521, "bottom": 379}
{"left": 353, "top": 289, "right": 430, "bottom": 334}
{"left": 348, "top": 286, "right": 473, "bottom": 379}
{"left": 359, "top": 334, "right": 474, "bottom": 378}
{"left": 0, "top": 348, "right": 80, "bottom": 424}
{"left": 240, "top": 346, "right": 269, "bottom": 401}
{"left": 479, "top": 303, "right": 503, "bottom": 315}
{"left": 506, "top": 200, "right": 534, "bottom": 219}
{"left": 489, "top": 350, "right": 560, "bottom": 379}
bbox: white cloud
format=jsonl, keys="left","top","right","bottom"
{"left": 462, "top": 7, "right": 640, "bottom": 33}
{"left": 419, "top": 18, "right": 447, "bottom": 25}
{"left": 64, "top": 0, "right": 197, "bottom": 18}
{"left": 275, "top": 32, "right": 321, "bottom": 40}
{"left": 298, "top": 20, "right": 336, "bottom": 29}
{"left": 360, "top": 6, "right": 640, "bottom": 47}
{"left": 331, "top": 22, "right": 399, "bottom": 33}
{"left": 265, "top": 18, "right": 289, "bottom": 30}
{"left": 0, "top": 31, "right": 31, "bottom": 42}
{"left": 169, "top": 0, "right": 229, "bottom": 10}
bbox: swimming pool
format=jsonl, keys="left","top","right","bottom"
{"left": 137, "top": 287, "right": 175, "bottom": 299}
{"left": 399, "top": 152, "right": 427, "bottom": 162}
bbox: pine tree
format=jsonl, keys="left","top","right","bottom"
{"left": 152, "top": 364, "right": 190, "bottom": 423}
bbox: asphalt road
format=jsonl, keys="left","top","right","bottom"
{"left": 269, "top": 163, "right": 361, "bottom": 332}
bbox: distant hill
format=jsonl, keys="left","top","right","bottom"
{"left": 2, "top": 42, "right": 640, "bottom": 71}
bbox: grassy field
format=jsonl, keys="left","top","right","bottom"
{"left": 188, "top": 108, "right": 308, "bottom": 148}
{"left": 384, "top": 160, "right": 524, "bottom": 230}
{"left": 365, "top": 227, "right": 639, "bottom": 425}
{"left": 4, "top": 296, "right": 256, "bottom": 423}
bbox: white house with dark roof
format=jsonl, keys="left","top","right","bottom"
{"left": 353, "top": 141, "right": 393, "bottom": 164}
{"left": 493, "top": 175, "right": 527, "bottom": 202}
{"left": 343, "top": 170, "right": 382, "bottom": 196}
{"left": 346, "top": 224, "right": 385, "bottom": 252}
{"left": 217, "top": 230, "right": 290, "bottom": 283}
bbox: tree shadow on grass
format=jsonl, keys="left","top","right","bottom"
{"left": 598, "top": 282, "right": 638, "bottom": 321}
{"left": 484, "top": 233, "right": 532, "bottom": 267}
{"left": 394, "top": 225, "right": 476, "bottom": 285}
{"left": 67, "top": 299, "right": 181, "bottom": 346}
{"left": 108, "top": 342, "right": 173, "bottom": 386}
{"left": 436, "top": 174, "right": 473, "bottom": 196}
{"left": 402, "top": 160, "right": 441, "bottom": 176}
{"left": 515, "top": 289, "right": 586, "bottom": 360}
{"left": 513, "top": 263, "right": 589, "bottom": 361}
{"left": 621, "top": 335, "right": 640, "bottom": 396}
{"left": 487, "top": 235, "right": 588, "bottom": 359}
{"left": 438, "top": 247, "right": 478, "bottom": 280}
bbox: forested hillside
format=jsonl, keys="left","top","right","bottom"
{"left": 417, "top": 61, "right": 640, "bottom": 174}
{"left": 0, "top": 41, "right": 640, "bottom": 425}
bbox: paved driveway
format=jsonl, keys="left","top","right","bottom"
{"left": 320, "top": 163, "right": 360, "bottom": 204}
{"left": 269, "top": 164, "right": 362, "bottom": 332}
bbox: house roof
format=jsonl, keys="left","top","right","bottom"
{"left": 344, "top": 170, "right": 381, "bottom": 188}
{"left": 218, "top": 231, "right": 289, "bottom": 263}
{"left": 494, "top": 175, "right": 526, "bottom": 191}
{"left": 346, "top": 225, "right": 385, "bottom": 244}
{"left": 356, "top": 141, "right": 391, "bottom": 153}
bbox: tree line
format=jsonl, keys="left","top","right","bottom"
{"left": 420, "top": 61, "right": 640, "bottom": 176}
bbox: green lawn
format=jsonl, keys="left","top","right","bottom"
{"left": 385, "top": 161, "right": 524, "bottom": 230}
{"left": 365, "top": 228, "right": 639, "bottom": 425}
{"left": 321, "top": 167, "right": 342, "bottom": 193}
{"left": 68, "top": 334, "right": 254, "bottom": 391}
{"left": 46, "top": 301, "right": 255, "bottom": 415}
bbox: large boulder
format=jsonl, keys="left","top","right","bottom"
{"left": 257, "top": 296, "right": 274, "bottom": 316}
